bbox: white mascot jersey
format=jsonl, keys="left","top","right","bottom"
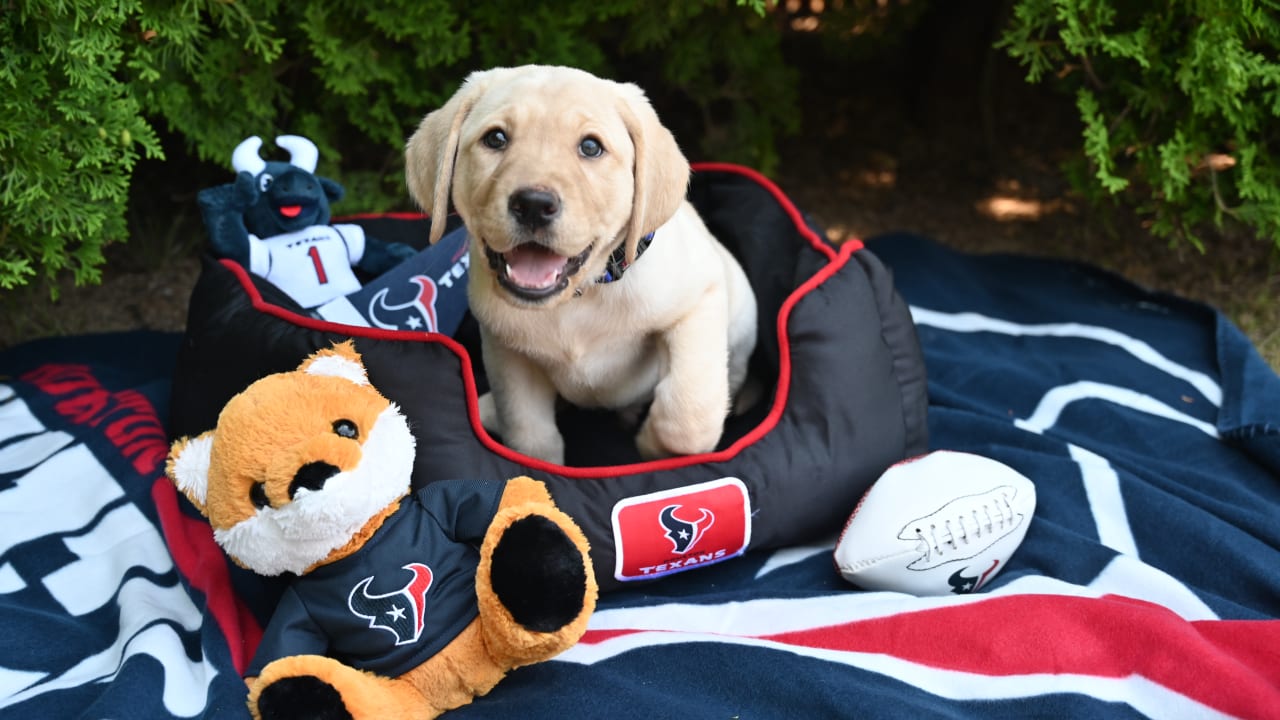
{"left": 247, "top": 224, "right": 366, "bottom": 309}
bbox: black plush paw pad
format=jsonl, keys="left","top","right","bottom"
{"left": 256, "top": 676, "right": 353, "bottom": 720}
{"left": 490, "top": 514, "right": 588, "bottom": 632}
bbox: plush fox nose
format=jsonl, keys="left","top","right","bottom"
{"left": 509, "top": 188, "right": 560, "bottom": 229}
{"left": 290, "top": 461, "right": 340, "bottom": 498}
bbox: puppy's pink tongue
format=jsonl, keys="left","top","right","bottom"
{"left": 505, "top": 244, "right": 568, "bottom": 289}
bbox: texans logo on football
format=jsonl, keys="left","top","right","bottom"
{"left": 948, "top": 560, "right": 1000, "bottom": 594}
{"left": 612, "top": 478, "right": 751, "bottom": 582}
{"left": 367, "top": 275, "right": 439, "bottom": 332}
{"left": 348, "top": 563, "right": 434, "bottom": 646}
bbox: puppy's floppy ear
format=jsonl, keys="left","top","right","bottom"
{"left": 406, "top": 69, "right": 498, "bottom": 244}
{"left": 616, "top": 83, "right": 691, "bottom": 265}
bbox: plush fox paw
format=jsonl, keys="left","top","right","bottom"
{"left": 254, "top": 674, "right": 350, "bottom": 720}
{"left": 476, "top": 496, "right": 598, "bottom": 664}
{"left": 250, "top": 654, "right": 452, "bottom": 720}
{"left": 492, "top": 514, "right": 590, "bottom": 632}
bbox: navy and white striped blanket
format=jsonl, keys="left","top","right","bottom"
{"left": 1, "top": 233, "right": 1277, "bottom": 719}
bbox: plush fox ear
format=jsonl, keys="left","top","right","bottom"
{"left": 167, "top": 432, "right": 216, "bottom": 516}
{"left": 300, "top": 340, "right": 368, "bottom": 386}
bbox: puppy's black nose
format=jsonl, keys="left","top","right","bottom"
{"left": 509, "top": 188, "right": 560, "bottom": 229}
{"left": 290, "top": 461, "right": 340, "bottom": 498}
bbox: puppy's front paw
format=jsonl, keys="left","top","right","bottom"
{"left": 507, "top": 429, "right": 566, "bottom": 465}
{"left": 635, "top": 420, "right": 672, "bottom": 460}
{"left": 477, "top": 392, "right": 502, "bottom": 434}
{"left": 635, "top": 414, "right": 720, "bottom": 459}
{"left": 732, "top": 376, "right": 765, "bottom": 416}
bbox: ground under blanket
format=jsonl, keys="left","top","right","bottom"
{"left": 1, "top": 233, "right": 1277, "bottom": 719}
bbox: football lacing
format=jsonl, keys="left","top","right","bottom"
{"left": 915, "top": 491, "right": 1017, "bottom": 559}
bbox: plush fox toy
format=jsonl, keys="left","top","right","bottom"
{"left": 166, "top": 341, "right": 597, "bottom": 720}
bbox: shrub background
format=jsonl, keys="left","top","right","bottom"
{"left": 1, "top": 0, "right": 787, "bottom": 292}
{"left": 999, "top": 0, "right": 1280, "bottom": 250}
{"left": 3, "top": 0, "right": 1279, "bottom": 293}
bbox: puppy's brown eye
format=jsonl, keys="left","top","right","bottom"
{"left": 579, "top": 136, "right": 604, "bottom": 158}
{"left": 250, "top": 482, "right": 270, "bottom": 510}
{"left": 333, "top": 419, "right": 358, "bottom": 439}
{"left": 482, "top": 129, "right": 508, "bottom": 150}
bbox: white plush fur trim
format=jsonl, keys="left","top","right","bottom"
{"left": 304, "top": 354, "right": 369, "bottom": 386}
{"left": 171, "top": 433, "right": 215, "bottom": 507}
{"left": 214, "top": 404, "right": 415, "bottom": 575}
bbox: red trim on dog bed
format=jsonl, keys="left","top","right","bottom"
{"left": 221, "top": 162, "right": 862, "bottom": 479}
{"left": 692, "top": 161, "right": 860, "bottom": 259}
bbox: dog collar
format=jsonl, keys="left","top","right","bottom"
{"left": 595, "top": 231, "right": 655, "bottom": 284}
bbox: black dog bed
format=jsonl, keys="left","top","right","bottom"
{"left": 169, "top": 163, "right": 928, "bottom": 591}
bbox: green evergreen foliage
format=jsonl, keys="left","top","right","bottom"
{"left": 1, "top": 1, "right": 164, "bottom": 291}
{"left": 10, "top": 1, "right": 1280, "bottom": 292}
{"left": 999, "top": 0, "right": 1280, "bottom": 250}
{"left": 0, "top": 0, "right": 784, "bottom": 291}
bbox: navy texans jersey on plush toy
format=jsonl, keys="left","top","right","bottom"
{"left": 197, "top": 135, "right": 469, "bottom": 335}
{"left": 165, "top": 341, "right": 597, "bottom": 720}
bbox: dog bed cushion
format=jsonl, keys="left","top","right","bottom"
{"left": 168, "top": 163, "right": 928, "bottom": 593}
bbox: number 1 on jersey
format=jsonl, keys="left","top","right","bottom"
{"left": 307, "top": 245, "right": 329, "bottom": 284}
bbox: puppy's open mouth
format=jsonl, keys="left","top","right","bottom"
{"left": 484, "top": 241, "right": 592, "bottom": 302}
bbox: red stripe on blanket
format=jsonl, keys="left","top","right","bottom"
{"left": 764, "top": 594, "right": 1280, "bottom": 720}
{"left": 152, "top": 479, "right": 263, "bottom": 676}
{"left": 578, "top": 593, "right": 1280, "bottom": 719}
{"left": 20, "top": 361, "right": 265, "bottom": 675}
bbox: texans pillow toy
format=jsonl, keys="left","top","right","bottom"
{"left": 834, "top": 450, "right": 1036, "bottom": 596}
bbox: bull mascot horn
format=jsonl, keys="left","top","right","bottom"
{"left": 232, "top": 135, "right": 320, "bottom": 176}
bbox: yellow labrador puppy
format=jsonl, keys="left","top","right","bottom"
{"left": 405, "top": 65, "right": 756, "bottom": 464}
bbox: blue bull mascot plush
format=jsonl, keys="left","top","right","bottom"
{"left": 198, "top": 135, "right": 416, "bottom": 309}
{"left": 198, "top": 135, "right": 469, "bottom": 335}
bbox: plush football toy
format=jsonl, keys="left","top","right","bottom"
{"left": 834, "top": 451, "right": 1036, "bottom": 596}
{"left": 197, "top": 135, "right": 418, "bottom": 310}
{"left": 165, "top": 341, "right": 597, "bottom": 720}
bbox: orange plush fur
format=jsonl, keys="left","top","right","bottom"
{"left": 167, "top": 342, "right": 597, "bottom": 720}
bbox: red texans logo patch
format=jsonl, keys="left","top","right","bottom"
{"left": 612, "top": 478, "right": 751, "bottom": 582}
{"left": 659, "top": 505, "right": 715, "bottom": 554}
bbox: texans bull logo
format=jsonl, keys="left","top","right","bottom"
{"left": 367, "top": 275, "right": 439, "bottom": 332}
{"left": 948, "top": 560, "right": 1001, "bottom": 595}
{"left": 348, "top": 563, "right": 434, "bottom": 646}
{"left": 659, "top": 504, "right": 715, "bottom": 554}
